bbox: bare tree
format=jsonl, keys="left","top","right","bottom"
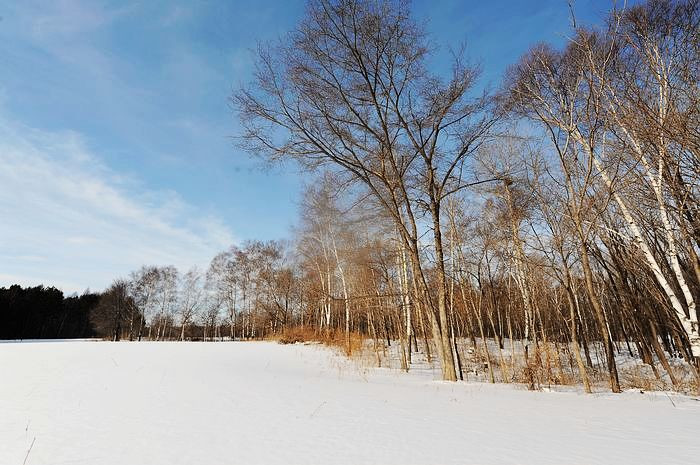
{"left": 153, "top": 266, "right": 179, "bottom": 340}
{"left": 234, "top": 0, "right": 496, "bottom": 380}
{"left": 93, "top": 279, "right": 132, "bottom": 341}
{"left": 129, "top": 266, "right": 159, "bottom": 341}
{"left": 179, "top": 267, "right": 203, "bottom": 340}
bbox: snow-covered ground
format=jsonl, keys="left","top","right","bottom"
{"left": 1, "top": 341, "right": 698, "bottom": 465}
{"left": 373, "top": 337, "right": 698, "bottom": 393}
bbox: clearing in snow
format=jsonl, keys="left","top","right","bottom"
{"left": 1, "top": 340, "right": 698, "bottom": 465}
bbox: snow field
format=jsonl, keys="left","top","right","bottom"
{"left": 1, "top": 340, "right": 698, "bottom": 465}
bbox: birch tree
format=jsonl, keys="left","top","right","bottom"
{"left": 179, "top": 267, "right": 203, "bottom": 341}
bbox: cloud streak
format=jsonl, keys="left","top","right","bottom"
{"left": 0, "top": 112, "right": 236, "bottom": 293}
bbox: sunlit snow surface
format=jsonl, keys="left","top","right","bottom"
{"left": 1, "top": 341, "right": 698, "bottom": 465}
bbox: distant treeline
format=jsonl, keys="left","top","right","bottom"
{"left": 0, "top": 285, "right": 100, "bottom": 339}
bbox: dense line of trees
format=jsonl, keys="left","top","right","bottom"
{"left": 0, "top": 285, "right": 100, "bottom": 339}
{"left": 0, "top": 284, "right": 150, "bottom": 341}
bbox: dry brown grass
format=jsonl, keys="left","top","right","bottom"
{"left": 619, "top": 363, "right": 699, "bottom": 395}
{"left": 276, "top": 332, "right": 700, "bottom": 394}
{"left": 276, "top": 326, "right": 318, "bottom": 345}
{"left": 275, "top": 326, "right": 366, "bottom": 355}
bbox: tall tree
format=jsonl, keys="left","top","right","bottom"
{"left": 235, "top": 0, "right": 495, "bottom": 380}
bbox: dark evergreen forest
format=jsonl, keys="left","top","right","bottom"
{"left": 0, "top": 285, "right": 99, "bottom": 339}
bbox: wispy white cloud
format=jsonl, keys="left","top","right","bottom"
{"left": 0, "top": 111, "right": 236, "bottom": 294}
{"left": 0, "top": 0, "right": 303, "bottom": 284}
{"left": 159, "top": 4, "right": 192, "bottom": 27}
{"left": 26, "top": 1, "right": 122, "bottom": 37}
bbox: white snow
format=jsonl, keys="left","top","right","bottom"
{"left": 1, "top": 340, "right": 698, "bottom": 465}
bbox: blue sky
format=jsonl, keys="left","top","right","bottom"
{"left": 0, "top": 0, "right": 615, "bottom": 292}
